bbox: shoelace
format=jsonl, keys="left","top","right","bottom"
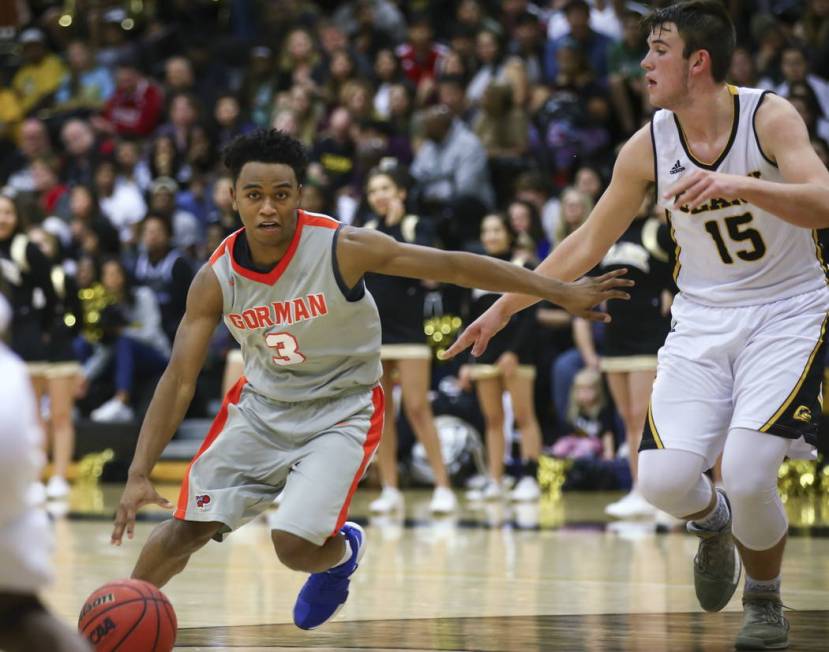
{"left": 744, "top": 598, "right": 785, "bottom": 626}
{"left": 696, "top": 534, "right": 728, "bottom": 575}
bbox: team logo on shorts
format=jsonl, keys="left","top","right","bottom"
{"left": 793, "top": 405, "right": 812, "bottom": 423}
{"left": 195, "top": 494, "right": 212, "bottom": 510}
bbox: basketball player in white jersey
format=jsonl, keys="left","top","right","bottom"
{"left": 109, "top": 129, "right": 631, "bottom": 630}
{"left": 445, "top": 2, "right": 829, "bottom": 648}
{"left": 0, "top": 292, "right": 91, "bottom": 652}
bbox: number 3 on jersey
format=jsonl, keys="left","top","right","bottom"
{"left": 265, "top": 332, "right": 306, "bottom": 366}
{"left": 704, "top": 212, "right": 766, "bottom": 264}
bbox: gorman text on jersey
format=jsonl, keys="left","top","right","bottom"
{"left": 228, "top": 292, "right": 329, "bottom": 330}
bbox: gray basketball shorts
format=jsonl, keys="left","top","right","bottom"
{"left": 174, "top": 378, "right": 384, "bottom": 545}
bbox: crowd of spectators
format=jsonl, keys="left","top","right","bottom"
{"left": 1, "top": 0, "right": 827, "bottom": 489}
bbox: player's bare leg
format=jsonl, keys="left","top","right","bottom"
{"left": 131, "top": 519, "right": 224, "bottom": 588}
{"left": 282, "top": 524, "right": 367, "bottom": 629}
{"left": 271, "top": 530, "right": 350, "bottom": 573}
{"left": 736, "top": 535, "right": 786, "bottom": 582}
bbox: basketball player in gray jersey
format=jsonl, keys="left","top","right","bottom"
{"left": 445, "top": 2, "right": 829, "bottom": 648}
{"left": 109, "top": 129, "right": 632, "bottom": 630}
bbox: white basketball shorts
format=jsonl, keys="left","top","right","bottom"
{"left": 641, "top": 288, "right": 828, "bottom": 468}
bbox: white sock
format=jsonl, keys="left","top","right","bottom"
{"left": 745, "top": 573, "right": 781, "bottom": 595}
{"left": 692, "top": 489, "right": 730, "bottom": 531}
{"left": 333, "top": 536, "right": 353, "bottom": 568}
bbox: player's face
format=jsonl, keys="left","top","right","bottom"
{"left": 641, "top": 23, "right": 690, "bottom": 109}
{"left": 232, "top": 162, "right": 303, "bottom": 249}
{"left": 366, "top": 174, "right": 404, "bottom": 217}
{"left": 0, "top": 197, "right": 18, "bottom": 239}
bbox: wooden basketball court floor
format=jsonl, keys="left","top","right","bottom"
{"left": 43, "top": 486, "right": 829, "bottom": 651}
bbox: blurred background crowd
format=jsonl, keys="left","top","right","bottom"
{"left": 0, "top": 0, "right": 827, "bottom": 512}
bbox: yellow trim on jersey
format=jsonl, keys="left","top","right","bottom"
{"left": 674, "top": 88, "right": 739, "bottom": 170}
{"left": 666, "top": 210, "right": 682, "bottom": 283}
{"left": 648, "top": 403, "right": 664, "bottom": 449}
{"left": 812, "top": 230, "right": 828, "bottom": 280}
{"left": 759, "top": 313, "right": 829, "bottom": 433}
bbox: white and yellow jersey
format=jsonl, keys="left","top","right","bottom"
{"left": 651, "top": 85, "right": 827, "bottom": 307}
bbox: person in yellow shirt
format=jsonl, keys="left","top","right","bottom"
{"left": 13, "top": 29, "right": 67, "bottom": 117}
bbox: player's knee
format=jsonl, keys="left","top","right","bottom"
{"left": 271, "top": 530, "right": 316, "bottom": 571}
{"left": 721, "top": 462, "right": 775, "bottom": 505}
{"left": 638, "top": 450, "right": 701, "bottom": 509}
{"left": 164, "top": 520, "right": 220, "bottom": 555}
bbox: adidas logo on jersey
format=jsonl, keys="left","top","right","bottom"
{"left": 669, "top": 160, "right": 686, "bottom": 175}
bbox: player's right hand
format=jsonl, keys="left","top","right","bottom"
{"left": 111, "top": 474, "right": 173, "bottom": 546}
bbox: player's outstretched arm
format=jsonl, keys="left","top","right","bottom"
{"left": 442, "top": 126, "right": 654, "bottom": 358}
{"left": 338, "top": 226, "right": 633, "bottom": 320}
{"left": 111, "top": 265, "right": 222, "bottom": 545}
{"left": 666, "top": 94, "right": 829, "bottom": 228}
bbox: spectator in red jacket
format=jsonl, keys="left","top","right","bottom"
{"left": 97, "top": 60, "right": 164, "bottom": 137}
{"left": 395, "top": 15, "right": 448, "bottom": 88}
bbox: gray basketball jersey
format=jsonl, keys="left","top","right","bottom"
{"left": 209, "top": 210, "right": 382, "bottom": 402}
{"left": 652, "top": 85, "right": 827, "bottom": 307}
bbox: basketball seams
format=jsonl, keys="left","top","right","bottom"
{"left": 162, "top": 598, "right": 177, "bottom": 635}
{"left": 80, "top": 596, "right": 146, "bottom": 632}
{"left": 79, "top": 580, "right": 175, "bottom": 652}
{"left": 151, "top": 595, "right": 161, "bottom": 651}
{"left": 109, "top": 595, "right": 148, "bottom": 652}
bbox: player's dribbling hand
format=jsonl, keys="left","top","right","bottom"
{"left": 556, "top": 269, "right": 633, "bottom": 322}
{"left": 111, "top": 474, "right": 173, "bottom": 546}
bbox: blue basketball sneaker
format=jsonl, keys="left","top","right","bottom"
{"left": 293, "top": 522, "right": 366, "bottom": 630}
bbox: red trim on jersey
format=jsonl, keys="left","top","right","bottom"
{"left": 332, "top": 385, "right": 385, "bottom": 536}
{"left": 227, "top": 211, "right": 307, "bottom": 285}
{"left": 208, "top": 231, "right": 238, "bottom": 266}
{"left": 220, "top": 211, "right": 340, "bottom": 284}
{"left": 175, "top": 376, "right": 247, "bottom": 520}
{"left": 301, "top": 211, "right": 340, "bottom": 229}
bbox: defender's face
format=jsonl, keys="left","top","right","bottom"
{"left": 232, "top": 162, "right": 302, "bottom": 248}
{"left": 641, "top": 23, "right": 689, "bottom": 109}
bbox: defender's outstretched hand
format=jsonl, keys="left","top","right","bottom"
{"left": 441, "top": 269, "right": 633, "bottom": 360}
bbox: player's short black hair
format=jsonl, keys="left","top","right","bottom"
{"left": 222, "top": 129, "right": 309, "bottom": 185}
{"left": 643, "top": 0, "right": 736, "bottom": 83}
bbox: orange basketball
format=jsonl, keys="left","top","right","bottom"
{"left": 78, "top": 579, "right": 177, "bottom": 652}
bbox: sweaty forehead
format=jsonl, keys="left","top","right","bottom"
{"left": 237, "top": 161, "right": 298, "bottom": 187}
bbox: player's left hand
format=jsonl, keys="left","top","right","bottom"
{"left": 665, "top": 170, "right": 747, "bottom": 211}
